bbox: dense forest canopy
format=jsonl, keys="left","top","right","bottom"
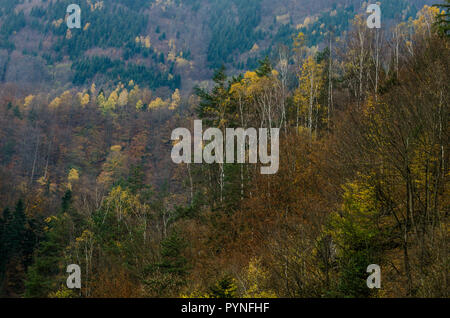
{"left": 0, "top": 0, "right": 436, "bottom": 90}
{"left": 0, "top": 1, "right": 448, "bottom": 298}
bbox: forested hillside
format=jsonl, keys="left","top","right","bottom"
{"left": 0, "top": 0, "right": 435, "bottom": 91}
{"left": 0, "top": 1, "right": 448, "bottom": 298}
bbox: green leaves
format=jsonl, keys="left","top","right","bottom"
{"left": 328, "top": 179, "right": 382, "bottom": 297}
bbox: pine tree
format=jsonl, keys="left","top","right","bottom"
{"left": 25, "top": 194, "right": 77, "bottom": 297}
{"left": 434, "top": 1, "right": 450, "bottom": 36}
{"left": 1, "top": 200, "right": 30, "bottom": 296}
{"left": 328, "top": 180, "right": 382, "bottom": 297}
{"left": 208, "top": 276, "right": 238, "bottom": 298}
{"left": 158, "top": 230, "right": 188, "bottom": 277}
{"left": 255, "top": 56, "right": 272, "bottom": 77}
{"left": 0, "top": 208, "right": 10, "bottom": 293}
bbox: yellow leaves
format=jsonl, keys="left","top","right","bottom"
{"left": 240, "top": 71, "right": 262, "bottom": 95}
{"left": 61, "top": 91, "right": 72, "bottom": 101}
{"left": 229, "top": 68, "right": 281, "bottom": 115}
{"left": 117, "top": 89, "right": 129, "bottom": 107}
{"left": 167, "top": 51, "right": 176, "bottom": 62}
{"left": 128, "top": 84, "right": 140, "bottom": 106}
{"left": 49, "top": 288, "right": 77, "bottom": 298}
{"left": 83, "top": 22, "right": 90, "bottom": 31}
{"left": 100, "top": 90, "right": 119, "bottom": 113}
{"left": 144, "top": 37, "right": 151, "bottom": 48}
{"left": 97, "top": 92, "right": 106, "bottom": 106}
{"left": 406, "top": 40, "right": 413, "bottom": 49}
{"left": 76, "top": 229, "right": 94, "bottom": 244}
{"left": 296, "top": 125, "right": 309, "bottom": 135}
{"left": 408, "top": 4, "right": 443, "bottom": 39}
{"left": 341, "top": 180, "right": 376, "bottom": 214}
{"left": 49, "top": 97, "right": 61, "bottom": 109}
{"left": 110, "top": 145, "right": 122, "bottom": 152}
{"left": 363, "top": 95, "right": 376, "bottom": 117}
{"left": 169, "top": 89, "right": 181, "bottom": 110}
{"left": 45, "top": 215, "right": 57, "bottom": 224}
{"left": 250, "top": 43, "right": 259, "bottom": 53}
{"left": 108, "top": 90, "right": 119, "bottom": 104}
{"left": 87, "top": 0, "right": 104, "bottom": 11}
{"left": 414, "top": 5, "right": 442, "bottom": 26}
{"left": 243, "top": 257, "right": 277, "bottom": 298}
{"left": 78, "top": 91, "right": 90, "bottom": 107}
{"left": 135, "top": 35, "right": 151, "bottom": 48}
{"left": 50, "top": 90, "right": 72, "bottom": 110}
{"left": 44, "top": 215, "right": 58, "bottom": 232}
{"left": 67, "top": 168, "right": 80, "bottom": 190}
{"left": 171, "top": 138, "right": 180, "bottom": 147}
{"left": 293, "top": 87, "right": 306, "bottom": 107}
{"left": 103, "top": 186, "right": 147, "bottom": 219}
{"left": 52, "top": 19, "right": 64, "bottom": 28}
{"left": 98, "top": 145, "right": 127, "bottom": 187}
{"left": 351, "top": 13, "right": 365, "bottom": 28}
{"left": 81, "top": 93, "right": 90, "bottom": 106}
{"left": 24, "top": 95, "right": 34, "bottom": 107}
{"left": 243, "top": 71, "right": 258, "bottom": 82}
{"left": 229, "top": 82, "right": 243, "bottom": 95}
{"left": 136, "top": 99, "right": 144, "bottom": 110}
{"left": 180, "top": 288, "right": 210, "bottom": 298}
{"left": 175, "top": 57, "right": 190, "bottom": 68}
{"left": 90, "top": 83, "right": 96, "bottom": 95}
{"left": 410, "top": 142, "right": 441, "bottom": 191}
{"left": 149, "top": 97, "right": 168, "bottom": 109}
{"left": 37, "top": 176, "right": 47, "bottom": 186}
{"left": 328, "top": 176, "right": 380, "bottom": 252}
{"left": 294, "top": 55, "right": 325, "bottom": 117}
{"left": 68, "top": 168, "right": 80, "bottom": 182}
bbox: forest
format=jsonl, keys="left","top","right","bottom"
{"left": 0, "top": 2, "right": 448, "bottom": 298}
